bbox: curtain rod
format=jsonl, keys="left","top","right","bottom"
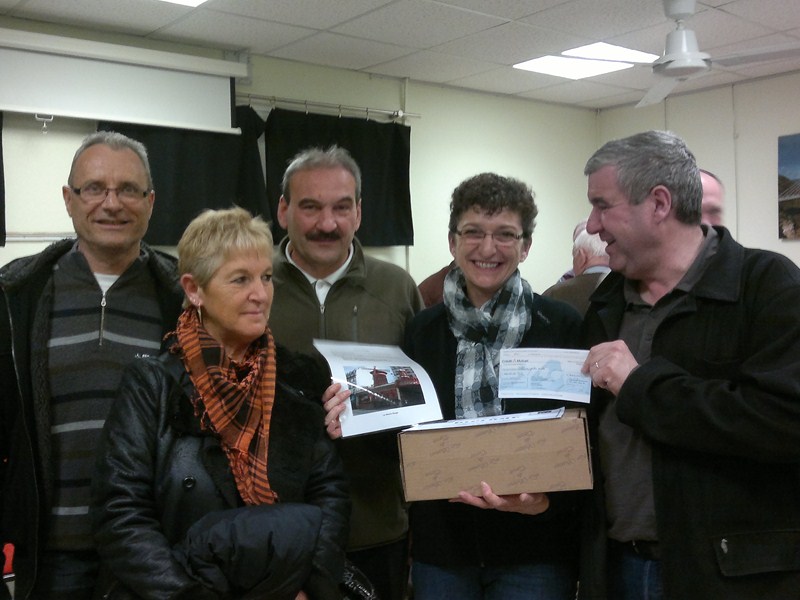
{"left": 5, "top": 233, "right": 75, "bottom": 243}
{"left": 236, "top": 93, "right": 421, "bottom": 120}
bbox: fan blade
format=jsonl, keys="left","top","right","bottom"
{"left": 636, "top": 77, "right": 679, "bottom": 108}
{"left": 715, "top": 41, "right": 800, "bottom": 68}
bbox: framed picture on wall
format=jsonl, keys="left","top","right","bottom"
{"left": 778, "top": 132, "right": 800, "bottom": 239}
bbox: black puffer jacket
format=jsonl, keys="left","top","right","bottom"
{"left": 91, "top": 344, "right": 350, "bottom": 600}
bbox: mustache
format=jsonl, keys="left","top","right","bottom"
{"left": 306, "top": 231, "right": 341, "bottom": 242}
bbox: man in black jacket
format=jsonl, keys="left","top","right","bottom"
{"left": 579, "top": 130, "right": 800, "bottom": 599}
{"left": 0, "top": 131, "right": 183, "bottom": 599}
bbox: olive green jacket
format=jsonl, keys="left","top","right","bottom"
{"left": 270, "top": 236, "right": 423, "bottom": 551}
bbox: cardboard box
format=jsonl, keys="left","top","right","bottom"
{"left": 398, "top": 408, "right": 592, "bottom": 501}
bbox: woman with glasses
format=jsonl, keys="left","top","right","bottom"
{"left": 402, "top": 173, "right": 583, "bottom": 599}
{"left": 91, "top": 207, "right": 351, "bottom": 600}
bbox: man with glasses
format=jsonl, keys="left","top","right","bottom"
{"left": 270, "top": 145, "right": 423, "bottom": 600}
{"left": 0, "top": 131, "right": 183, "bottom": 599}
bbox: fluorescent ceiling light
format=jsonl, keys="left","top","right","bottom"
{"left": 155, "top": 0, "right": 209, "bottom": 6}
{"left": 514, "top": 55, "right": 634, "bottom": 79}
{"left": 514, "top": 42, "right": 657, "bottom": 80}
{"left": 563, "top": 42, "right": 658, "bottom": 63}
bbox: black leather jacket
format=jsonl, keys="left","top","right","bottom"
{"left": 91, "top": 344, "right": 350, "bottom": 600}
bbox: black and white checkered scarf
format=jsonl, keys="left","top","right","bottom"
{"left": 444, "top": 267, "right": 533, "bottom": 419}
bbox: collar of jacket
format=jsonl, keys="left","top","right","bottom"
{"left": 588, "top": 225, "right": 744, "bottom": 311}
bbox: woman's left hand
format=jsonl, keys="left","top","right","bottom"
{"left": 451, "top": 481, "right": 550, "bottom": 515}
{"left": 295, "top": 591, "right": 309, "bottom": 600}
{"left": 321, "top": 382, "right": 350, "bottom": 440}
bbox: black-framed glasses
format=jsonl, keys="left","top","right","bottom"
{"left": 71, "top": 182, "right": 150, "bottom": 203}
{"left": 454, "top": 228, "right": 525, "bottom": 246}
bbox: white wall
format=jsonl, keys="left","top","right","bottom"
{"left": 1, "top": 113, "right": 94, "bottom": 262}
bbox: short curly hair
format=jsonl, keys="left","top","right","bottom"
{"left": 448, "top": 173, "right": 537, "bottom": 238}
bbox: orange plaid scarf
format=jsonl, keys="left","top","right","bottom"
{"left": 171, "top": 306, "right": 278, "bottom": 505}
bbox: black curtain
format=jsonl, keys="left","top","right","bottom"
{"left": 99, "top": 106, "right": 267, "bottom": 245}
{"left": 265, "top": 108, "right": 413, "bottom": 247}
{"left": 0, "top": 112, "right": 5, "bottom": 246}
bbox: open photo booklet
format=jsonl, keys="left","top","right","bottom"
{"left": 313, "top": 340, "right": 443, "bottom": 437}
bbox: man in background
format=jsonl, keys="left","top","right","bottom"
{"left": 543, "top": 223, "right": 609, "bottom": 315}
{"left": 270, "top": 145, "right": 423, "bottom": 600}
{"left": 0, "top": 131, "right": 183, "bottom": 599}
{"left": 580, "top": 130, "right": 800, "bottom": 599}
{"left": 700, "top": 168, "right": 725, "bottom": 226}
{"left": 417, "top": 261, "right": 453, "bottom": 307}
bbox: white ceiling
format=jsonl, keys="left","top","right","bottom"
{"left": 2, "top": 0, "right": 800, "bottom": 109}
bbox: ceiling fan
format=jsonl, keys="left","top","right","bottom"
{"left": 636, "top": 0, "right": 800, "bottom": 107}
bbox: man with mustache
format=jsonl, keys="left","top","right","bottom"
{"left": 270, "top": 145, "right": 423, "bottom": 600}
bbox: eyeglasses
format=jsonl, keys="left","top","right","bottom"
{"left": 454, "top": 228, "right": 525, "bottom": 246}
{"left": 71, "top": 182, "right": 150, "bottom": 203}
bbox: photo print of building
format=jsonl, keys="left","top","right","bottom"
{"left": 345, "top": 365, "right": 424, "bottom": 414}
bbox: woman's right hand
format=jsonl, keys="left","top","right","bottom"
{"left": 451, "top": 481, "right": 550, "bottom": 515}
{"left": 321, "top": 382, "right": 350, "bottom": 440}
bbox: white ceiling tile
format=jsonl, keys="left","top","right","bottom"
{"left": 14, "top": 0, "right": 187, "bottom": 34}
{"left": 520, "top": 0, "right": 667, "bottom": 40}
{"left": 720, "top": 55, "right": 800, "bottom": 80}
{"left": 368, "top": 50, "right": 497, "bottom": 82}
{"left": 202, "top": 0, "right": 395, "bottom": 30}
{"left": 434, "top": 21, "right": 590, "bottom": 65}
{"left": 518, "top": 79, "right": 634, "bottom": 104}
{"left": 270, "top": 31, "right": 415, "bottom": 70}
{"left": 332, "top": 0, "right": 505, "bottom": 49}
{"left": 689, "top": 7, "right": 774, "bottom": 50}
{"left": 432, "top": 0, "right": 571, "bottom": 20}
{"left": 578, "top": 90, "right": 646, "bottom": 109}
{"left": 590, "top": 64, "right": 661, "bottom": 91}
{"left": 719, "top": 0, "right": 800, "bottom": 33}
{"left": 609, "top": 22, "right": 676, "bottom": 56}
{"left": 152, "top": 9, "right": 314, "bottom": 53}
{"left": 447, "top": 65, "right": 564, "bottom": 94}
{"left": 708, "top": 33, "right": 800, "bottom": 64}
{"left": 0, "top": 0, "right": 26, "bottom": 11}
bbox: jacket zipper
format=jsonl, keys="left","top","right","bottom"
{"left": 351, "top": 305, "right": 358, "bottom": 341}
{"left": 99, "top": 291, "right": 107, "bottom": 347}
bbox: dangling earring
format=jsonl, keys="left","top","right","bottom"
{"left": 191, "top": 298, "right": 202, "bottom": 322}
